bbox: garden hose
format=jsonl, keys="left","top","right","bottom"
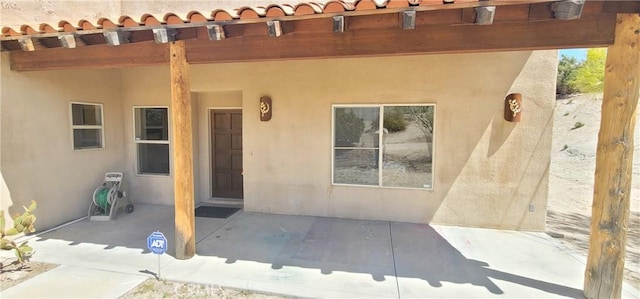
{"left": 95, "top": 188, "right": 111, "bottom": 211}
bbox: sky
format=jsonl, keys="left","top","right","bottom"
{"left": 559, "top": 49, "right": 587, "bottom": 61}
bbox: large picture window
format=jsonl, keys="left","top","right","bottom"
{"left": 71, "top": 102, "right": 104, "bottom": 150}
{"left": 134, "top": 107, "right": 170, "bottom": 175}
{"left": 332, "top": 105, "right": 435, "bottom": 189}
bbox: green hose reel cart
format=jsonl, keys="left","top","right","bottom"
{"left": 88, "top": 172, "right": 133, "bottom": 221}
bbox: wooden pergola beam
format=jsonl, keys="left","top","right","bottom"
{"left": 9, "top": 14, "right": 616, "bottom": 71}
{"left": 585, "top": 13, "right": 640, "bottom": 299}
{"left": 170, "top": 40, "right": 196, "bottom": 260}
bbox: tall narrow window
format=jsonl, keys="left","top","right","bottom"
{"left": 135, "top": 107, "right": 170, "bottom": 175}
{"left": 332, "top": 104, "right": 435, "bottom": 189}
{"left": 71, "top": 102, "right": 104, "bottom": 150}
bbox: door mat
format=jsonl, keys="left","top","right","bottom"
{"left": 195, "top": 206, "right": 240, "bottom": 219}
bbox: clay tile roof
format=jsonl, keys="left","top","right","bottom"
{"left": 141, "top": 14, "right": 162, "bottom": 26}
{"left": 187, "top": 11, "right": 210, "bottom": 23}
{"left": 0, "top": 0, "right": 524, "bottom": 38}
{"left": 118, "top": 16, "right": 140, "bottom": 27}
{"left": 58, "top": 21, "right": 77, "bottom": 32}
{"left": 163, "top": 13, "right": 186, "bottom": 25}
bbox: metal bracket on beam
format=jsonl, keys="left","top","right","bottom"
{"left": 267, "top": 21, "right": 282, "bottom": 37}
{"left": 18, "top": 37, "right": 35, "bottom": 51}
{"left": 58, "top": 34, "right": 77, "bottom": 48}
{"left": 206, "top": 25, "right": 226, "bottom": 40}
{"left": 153, "top": 28, "right": 178, "bottom": 44}
{"left": 475, "top": 6, "right": 496, "bottom": 25}
{"left": 333, "top": 16, "right": 345, "bottom": 33}
{"left": 402, "top": 11, "right": 416, "bottom": 30}
{"left": 103, "top": 30, "right": 130, "bottom": 46}
{"left": 551, "top": 0, "right": 585, "bottom": 20}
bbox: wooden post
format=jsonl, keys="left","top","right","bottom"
{"left": 585, "top": 13, "right": 640, "bottom": 299}
{"left": 170, "top": 40, "right": 195, "bottom": 259}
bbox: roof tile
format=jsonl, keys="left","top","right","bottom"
{"left": 1, "top": 0, "right": 498, "bottom": 38}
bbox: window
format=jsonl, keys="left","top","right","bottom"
{"left": 71, "top": 102, "right": 104, "bottom": 150}
{"left": 134, "top": 107, "right": 170, "bottom": 175}
{"left": 332, "top": 105, "right": 435, "bottom": 189}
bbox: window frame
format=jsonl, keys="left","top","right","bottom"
{"left": 331, "top": 103, "right": 436, "bottom": 190}
{"left": 133, "top": 106, "right": 171, "bottom": 177}
{"left": 70, "top": 101, "right": 105, "bottom": 151}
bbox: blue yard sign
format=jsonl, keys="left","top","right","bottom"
{"left": 147, "top": 231, "right": 167, "bottom": 255}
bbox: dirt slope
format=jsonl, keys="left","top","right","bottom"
{"left": 547, "top": 93, "right": 639, "bottom": 288}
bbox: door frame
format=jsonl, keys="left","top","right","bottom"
{"left": 207, "top": 107, "right": 243, "bottom": 200}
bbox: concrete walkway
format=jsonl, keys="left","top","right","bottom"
{"left": 1, "top": 204, "right": 638, "bottom": 298}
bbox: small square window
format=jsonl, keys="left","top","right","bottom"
{"left": 71, "top": 103, "right": 104, "bottom": 150}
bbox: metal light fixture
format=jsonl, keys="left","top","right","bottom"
{"left": 504, "top": 93, "right": 522, "bottom": 122}
{"left": 206, "top": 25, "right": 226, "bottom": 40}
{"left": 103, "top": 30, "right": 130, "bottom": 46}
{"left": 551, "top": 0, "right": 585, "bottom": 20}
{"left": 18, "top": 37, "right": 35, "bottom": 51}
{"left": 402, "top": 11, "right": 416, "bottom": 30}
{"left": 333, "top": 16, "right": 345, "bottom": 33}
{"left": 267, "top": 21, "right": 282, "bottom": 37}
{"left": 475, "top": 6, "right": 496, "bottom": 25}
{"left": 153, "top": 28, "right": 177, "bottom": 44}
{"left": 58, "top": 34, "right": 77, "bottom": 48}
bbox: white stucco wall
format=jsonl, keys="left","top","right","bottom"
{"left": 120, "top": 50, "right": 556, "bottom": 231}
{"left": 0, "top": 0, "right": 308, "bottom": 30}
{"left": 0, "top": 52, "right": 126, "bottom": 230}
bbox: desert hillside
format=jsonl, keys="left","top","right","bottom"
{"left": 547, "top": 93, "right": 639, "bottom": 287}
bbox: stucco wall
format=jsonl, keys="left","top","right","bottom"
{"left": 0, "top": 53, "right": 126, "bottom": 230}
{"left": 121, "top": 50, "right": 556, "bottom": 230}
{"left": 0, "top": 1, "right": 304, "bottom": 29}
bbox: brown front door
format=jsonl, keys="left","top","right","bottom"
{"left": 211, "top": 109, "right": 243, "bottom": 199}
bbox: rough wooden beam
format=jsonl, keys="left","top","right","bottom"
{"left": 9, "top": 14, "right": 616, "bottom": 71}
{"left": 10, "top": 41, "right": 168, "bottom": 70}
{"left": 170, "top": 40, "right": 196, "bottom": 260}
{"left": 186, "top": 14, "right": 615, "bottom": 64}
{"left": 584, "top": 13, "right": 640, "bottom": 299}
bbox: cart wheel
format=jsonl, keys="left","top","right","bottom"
{"left": 126, "top": 204, "right": 134, "bottom": 213}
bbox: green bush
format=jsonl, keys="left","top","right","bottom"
{"left": 383, "top": 110, "right": 407, "bottom": 133}
{"left": 571, "top": 48, "right": 606, "bottom": 93}
{"left": 557, "top": 55, "right": 581, "bottom": 95}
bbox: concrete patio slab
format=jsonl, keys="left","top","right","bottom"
{"left": 1, "top": 265, "right": 146, "bottom": 298}
{"left": 1, "top": 204, "right": 637, "bottom": 299}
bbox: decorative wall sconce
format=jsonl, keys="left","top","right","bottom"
{"left": 260, "top": 96, "right": 272, "bottom": 121}
{"left": 504, "top": 93, "right": 522, "bottom": 122}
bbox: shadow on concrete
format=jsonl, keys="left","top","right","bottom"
{"left": 32, "top": 205, "right": 585, "bottom": 298}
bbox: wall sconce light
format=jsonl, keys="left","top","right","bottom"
{"left": 260, "top": 96, "right": 272, "bottom": 121}
{"left": 504, "top": 93, "right": 522, "bottom": 122}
